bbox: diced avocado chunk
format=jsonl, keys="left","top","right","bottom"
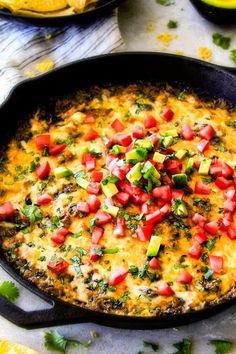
{"left": 102, "top": 182, "right": 119, "bottom": 198}
{"left": 109, "top": 145, "right": 126, "bottom": 154}
{"left": 153, "top": 152, "right": 166, "bottom": 163}
{"left": 185, "top": 157, "right": 194, "bottom": 174}
{"left": 75, "top": 177, "right": 90, "bottom": 189}
{"left": 126, "top": 147, "right": 147, "bottom": 162}
{"left": 102, "top": 204, "right": 119, "bottom": 217}
{"left": 199, "top": 159, "right": 211, "bottom": 175}
{"left": 172, "top": 173, "right": 188, "bottom": 188}
{"left": 164, "top": 129, "right": 178, "bottom": 137}
{"left": 146, "top": 236, "right": 162, "bottom": 257}
{"left": 172, "top": 198, "right": 188, "bottom": 217}
{"left": 126, "top": 163, "right": 142, "bottom": 184}
{"left": 135, "top": 139, "right": 154, "bottom": 151}
{"left": 55, "top": 167, "right": 73, "bottom": 178}
{"left": 175, "top": 149, "right": 188, "bottom": 160}
{"left": 158, "top": 136, "right": 173, "bottom": 148}
{"left": 142, "top": 161, "right": 160, "bottom": 180}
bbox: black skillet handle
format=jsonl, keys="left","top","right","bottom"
{"left": 0, "top": 295, "right": 93, "bottom": 329}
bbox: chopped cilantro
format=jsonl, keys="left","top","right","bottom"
{"left": 156, "top": 0, "right": 175, "bottom": 5}
{"left": 0, "top": 281, "right": 19, "bottom": 301}
{"left": 167, "top": 20, "right": 178, "bottom": 29}
{"left": 103, "top": 248, "right": 119, "bottom": 254}
{"left": 225, "top": 121, "right": 236, "bottom": 128}
{"left": 206, "top": 238, "right": 216, "bottom": 251}
{"left": 113, "top": 291, "right": 130, "bottom": 309}
{"left": 230, "top": 49, "right": 236, "bottom": 65}
{"left": 44, "top": 329, "right": 91, "bottom": 353}
{"left": 55, "top": 137, "right": 74, "bottom": 146}
{"left": 135, "top": 99, "right": 152, "bottom": 114}
{"left": 213, "top": 33, "right": 231, "bottom": 50}
{"left": 210, "top": 340, "right": 233, "bottom": 354}
{"left": 21, "top": 204, "right": 43, "bottom": 224}
{"left": 101, "top": 176, "right": 118, "bottom": 185}
{"left": 173, "top": 338, "right": 192, "bottom": 354}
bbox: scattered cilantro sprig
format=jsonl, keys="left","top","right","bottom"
{"left": 173, "top": 339, "right": 192, "bottom": 354}
{"left": 210, "top": 340, "right": 233, "bottom": 354}
{"left": 156, "top": 0, "right": 175, "bottom": 6}
{"left": 44, "top": 330, "right": 91, "bottom": 354}
{"left": 213, "top": 33, "right": 231, "bottom": 50}
{"left": 0, "top": 281, "right": 19, "bottom": 301}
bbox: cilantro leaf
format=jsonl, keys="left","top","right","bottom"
{"left": 167, "top": 20, "right": 178, "bottom": 29}
{"left": 210, "top": 340, "right": 233, "bottom": 354}
{"left": 156, "top": 0, "right": 175, "bottom": 5}
{"left": 21, "top": 204, "right": 43, "bottom": 224}
{"left": 230, "top": 49, "right": 236, "bottom": 65}
{"left": 101, "top": 176, "right": 118, "bottom": 185}
{"left": 173, "top": 339, "right": 192, "bottom": 354}
{"left": 144, "top": 340, "right": 159, "bottom": 351}
{"left": 44, "top": 330, "right": 91, "bottom": 354}
{"left": 0, "top": 281, "right": 19, "bottom": 301}
{"left": 213, "top": 33, "right": 231, "bottom": 50}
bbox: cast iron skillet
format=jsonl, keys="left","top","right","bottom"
{"left": 0, "top": 0, "right": 123, "bottom": 26}
{"left": 0, "top": 53, "right": 235, "bottom": 329}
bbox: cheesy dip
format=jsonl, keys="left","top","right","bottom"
{"left": 0, "top": 83, "right": 236, "bottom": 317}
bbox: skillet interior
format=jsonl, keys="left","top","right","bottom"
{"left": 0, "top": 52, "right": 236, "bottom": 329}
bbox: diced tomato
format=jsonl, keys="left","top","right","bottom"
{"left": 215, "top": 176, "right": 232, "bottom": 190}
{"left": 140, "top": 202, "right": 154, "bottom": 215}
{"left": 49, "top": 144, "right": 66, "bottom": 156}
{"left": 104, "top": 197, "right": 114, "bottom": 206}
{"left": 222, "top": 163, "right": 234, "bottom": 179}
{"left": 234, "top": 178, "right": 236, "bottom": 189}
{"left": 194, "top": 161, "right": 201, "bottom": 169}
{"left": 0, "top": 201, "right": 14, "bottom": 220}
{"left": 225, "top": 212, "right": 233, "bottom": 222}
{"left": 91, "top": 226, "right": 104, "bottom": 244}
{"left": 114, "top": 218, "right": 126, "bottom": 237}
{"left": 139, "top": 192, "right": 150, "bottom": 204}
{"left": 51, "top": 228, "right": 70, "bottom": 244}
{"left": 130, "top": 194, "right": 141, "bottom": 205}
{"left": 77, "top": 202, "right": 89, "bottom": 214}
{"left": 144, "top": 114, "right": 157, "bottom": 128}
{"left": 116, "top": 192, "right": 130, "bottom": 206}
{"left": 36, "top": 134, "right": 51, "bottom": 150}
{"left": 224, "top": 189, "right": 236, "bottom": 201}
{"left": 205, "top": 220, "right": 220, "bottom": 235}
{"left": 108, "top": 267, "right": 128, "bottom": 286}
{"left": 199, "top": 125, "right": 216, "bottom": 140}
{"left": 209, "top": 255, "right": 223, "bottom": 273}
{"left": 210, "top": 165, "right": 222, "bottom": 177}
{"left": 87, "top": 182, "right": 100, "bottom": 195}
{"left": 87, "top": 195, "right": 101, "bottom": 213}
{"left": 194, "top": 227, "right": 208, "bottom": 244}
{"left": 219, "top": 217, "right": 231, "bottom": 231}
{"left": 91, "top": 171, "right": 103, "bottom": 183}
{"left": 171, "top": 189, "right": 184, "bottom": 200}
{"left": 191, "top": 213, "right": 207, "bottom": 226}
{"left": 165, "top": 159, "right": 182, "bottom": 175}
{"left": 160, "top": 203, "right": 172, "bottom": 216}
{"left": 111, "top": 119, "right": 125, "bottom": 132}
{"left": 194, "top": 181, "right": 211, "bottom": 195}
{"left": 84, "top": 114, "right": 95, "bottom": 124}
{"left": 112, "top": 167, "right": 126, "bottom": 181}
{"left": 47, "top": 257, "right": 69, "bottom": 274}
{"left": 157, "top": 283, "right": 175, "bottom": 296}
{"left": 224, "top": 200, "right": 236, "bottom": 213}
{"left": 162, "top": 174, "right": 174, "bottom": 187}
{"left": 146, "top": 210, "right": 163, "bottom": 224}
{"left": 136, "top": 224, "right": 154, "bottom": 241}
{"left": 116, "top": 133, "right": 132, "bottom": 147}
{"left": 181, "top": 123, "right": 194, "bottom": 140}
{"left": 90, "top": 245, "right": 102, "bottom": 261}
{"left": 149, "top": 257, "right": 161, "bottom": 269}
{"left": 94, "top": 211, "right": 112, "bottom": 225}
{"left": 161, "top": 108, "right": 174, "bottom": 121}
{"left": 147, "top": 134, "right": 159, "bottom": 145}
{"left": 176, "top": 272, "right": 193, "bottom": 284}
{"left": 37, "top": 193, "right": 52, "bottom": 205}
{"left": 82, "top": 153, "right": 96, "bottom": 172}
{"left": 227, "top": 225, "right": 236, "bottom": 240}
{"left": 118, "top": 180, "right": 141, "bottom": 196}
{"left": 36, "top": 161, "right": 50, "bottom": 180}
{"left": 157, "top": 199, "right": 165, "bottom": 208}
{"left": 196, "top": 139, "right": 209, "bottom": 153}
{"left": 188, "top": 242, "right": 202, "bottom": 259}
{"left": 133, "top": 125, "right": 144, "bottom": 138}
{"left": 152, "top": 185, "right": 171, "bottom": 201}
{"left": 84, "top": 129, "right": 99, "bottom": 141}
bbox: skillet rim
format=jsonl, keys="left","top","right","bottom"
{"left": 0, "top": 52, "right": 236, "bottom": 329}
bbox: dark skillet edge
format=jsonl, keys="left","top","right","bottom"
{"left": 0, "top": 0, "right": 124, "bottom": 26}
{"left": 0, "top": 52, "right": 236, "bottom": 329}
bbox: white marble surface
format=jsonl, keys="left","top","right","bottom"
{"left": 1, "top": 1, "right": 236, "bottom": 353}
